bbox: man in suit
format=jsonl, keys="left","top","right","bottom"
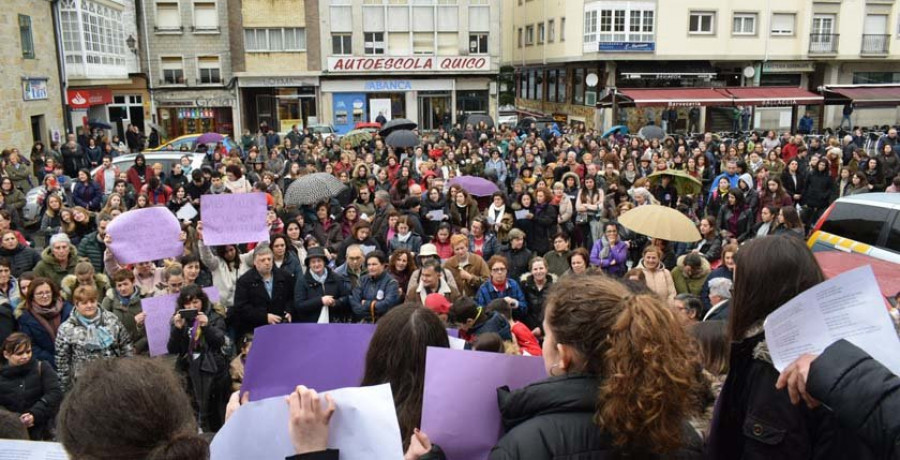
{"left": 228, "top": 244, "right": 294, "bottom": 339}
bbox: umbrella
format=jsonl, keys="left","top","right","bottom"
{"left": 448, "top": 176, "right": 500, "bottom": 197}
{"left": 342, "top": 129, "right": 373, "bottom": 148}
{"left": 379, "top": 118, "right": 417, "bottom": 137}
{"left": 647, "top": 169, "right": 703, "bottom": 196}
{"left": 466, "top": 114, "right": 494, "bottom": 128}
{"left": 196, "top": 132, "right": 225, "bottom": 144}
{"left": 284, "top": 173, "right": 348, "bottom": 206}
{"left": 638, "top": 125, "right": 665, "bottom": 140}
{"left": 148, "top": 122, "right": 162, "bottom": 131}
{"left": 618, "top": 204, "right": 701, "bottom": 242}
{"left": 602, "top": 125, "right": 629, "bottom": 138}
{"left": 88, "top": 120, "right": 112, "bottom": 130}
{"left": 385, "top": 130, "right": 420, "bottom": 149}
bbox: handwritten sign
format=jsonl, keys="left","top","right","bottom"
{"left": 107, "top": 207, "right": 184, "bottom": 264}
{"left": 141, "top": 293, "right": 179, "bottom": 357}
{"left": 201, "top": 193, "right": 269, "bottom": 246}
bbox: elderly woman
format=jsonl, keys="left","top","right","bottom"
{"left": 0, "top": 333, "right": 62, "bottom": 440}
{"left": 475, "top": 255, "right": 527, "bottom": 319}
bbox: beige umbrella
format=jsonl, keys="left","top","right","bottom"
{"left": 618, "top": 204, "right": 701, "bottom": 242}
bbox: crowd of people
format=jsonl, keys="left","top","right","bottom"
{"left": 0, "top": 118, "right": 898, "bottom": 459}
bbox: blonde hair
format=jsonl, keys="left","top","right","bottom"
{"left": 73, "top": 285, "right": 98, "bottom": 303}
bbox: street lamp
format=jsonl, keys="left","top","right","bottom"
{"left": 126, "top": 35, "right": 137, "bottom": 55}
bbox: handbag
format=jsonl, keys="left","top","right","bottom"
{"left": 575, "top": 212, "right": 589, "bottom": 224}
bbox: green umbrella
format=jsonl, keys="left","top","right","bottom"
{"left": 342, "top": 129, "right": 373, "bottom": 148}
{"left": 647, "top": 169, "right": 703, "bottom": 196}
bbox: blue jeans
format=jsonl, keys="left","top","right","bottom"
{"left": 839, "top": 115, "right": 852, "bottom": 130}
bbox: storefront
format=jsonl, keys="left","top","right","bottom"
{"left": 321, "top": 56, "right": 496, "bottom": 134}
{"left": 238, "top": 76, "right": 319, "bottom": 134}
{"left": 67, "top": 79, "right": 152, "bottom": 140}
{"left": 153, "top": 89, "right": 237, "bottom": 140}
{"left": 66, "top": 88, "right": 113, "bottom": 135}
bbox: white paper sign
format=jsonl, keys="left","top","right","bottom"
{"left": 426, "top": 209, "right": 445, "bottom": 221}
{"left": 448, "top": 335, "right": 467, "bottom": 350}
{"left": 514, "top": 209, "right": 530, "bottom": 220}
{"left": 0, "top": 440, "right": 69, "bottom": 459}
{"left": 360, "top": 244, "right": 377, "bottom": 256}
{"left": 210, "top": 384, "right": 403, "bottom": 460}
{"left": 175, "top": 202, "right": 198, "bottom": 221}
{"left": 764, "top": 265, "right": 900, "bottom": 375}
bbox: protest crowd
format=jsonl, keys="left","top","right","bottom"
{"left": 0, "top": 118, "right": 899, "bottom": 459}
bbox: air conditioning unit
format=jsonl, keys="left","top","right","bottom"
{"left": 585, "top": 91, "right": 598, "bottom": 106}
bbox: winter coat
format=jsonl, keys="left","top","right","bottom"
{"left": 350, "top": 272, "right": 400, "bottom": 322}
{"left": 444, "top": 253, "right": 491, "bottom": 298}
{"left": 3, "top": 188, "right": 26, "bottom": 213}
{"left": 590, "top": 239, "right": 628, "bottom": 277}
{"left": 542, "top": 250, "right": 571, "bottom": 278}
{"left": 168, "top": 306, "right": 229, "bottom": 380}
{"left": 808, "top": 340, "right": 900, "bottom": 459}
{"left": 55, "top": 309, "right": 133, "bottom": 391}
{"left": 18, "top": 303, "right": 74, "bottom": 368}
{"left": 33, "top": 246, "right": 78, "bottom": 288}
{"left": 199, "top": 242, "right": 240, "bottom": 309}
{"left": 72, "top": 180, "right": 102, "bottom": 211}
{"left": 491, "top": 374, "right": 703, "bottom": 459}
{"left": 292, "top": 269, "right": 352, "bottom": 323}
{"left": 448, "top": 199, "right": 480, "bottom": 230}
{"left": 388, "top": 232, "right": 424, "bottom": 255}
{"left": 0, "top": 243, "right": 41, "bottom": 278}
{"left": 640, "top": 266, "right": 676, "bottom": 301}
{"left": 273, "top": 250, "right": 303, "bottom": 280}
{"left": 694, "top": 235, "right": 722, "bottom": 262}
{"left": 126, "top": 165, "right": 155, "bottom": 192}
{"left": 520, "top": 274, "right": 553, "bottom": 332}
{"left": 804, "top": 170, "right": 835, "bottom": 209}
{"left": 60, "top": 274, "right": 110, "bottom": 302}
{"left": 76, "top": 231, "right": 106, "bottom": 274}
{"left": 700, "top": 266, "right": 732, "bottom": 313}
{"left": 671, "top": 255, "right": 711, "bottom": 296}
{"left": 0, "top": 302, "right": 15, "bottom": 346}
{"left": 468, "top": 233, "right": 502, "bottom": 263}
{"left": 781, "top": 170, "right": 807, "bottom": 202}
{"left": 461, "top": 309, "right": 512, "bottom": 344}
{"left": 60, "top": 142, "right": 86, "bottom": 176}
{"left": 500, "top": 247, "right": 532, "bottom": 283}
{"left": 529, "top": 204, "right": 558, "bottom": 256}
{"left": 475, "top": 278, "right": 527, "bottom": 318}
{"left": 717, "top": 205, "right": 752, "bottom": 241}
{"left": 405, "top": 276, "right": 461, "bottom": 306}
{"left": 757, "top": 192, "right": 793, "bottom": 221}
{"left": 5, "top": 162, "right": 35, "bottom": 192}
{"left": 228, "top": 268, "right": 294, "bottom": 339}
{"left": 100, "top": 286, "right": 147, "bottom": 354}
{"left": 708, "top": 330, "right": 876, "bottom": 460}
{"left": 0, "top": 359, "right": 63, "bottom": 440}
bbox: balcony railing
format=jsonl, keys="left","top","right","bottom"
{"left": 809, "top": 34, "right": 839, "bottom": 54}
{"left": 861, "top": 34, "right": 890, "bottom": 55}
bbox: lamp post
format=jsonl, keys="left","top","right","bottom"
{"left": 126, "top": 35, "right": 137, "bottom": 55}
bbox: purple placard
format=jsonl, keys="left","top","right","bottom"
{"left": 420, "top": 347, "right": 547, "bottom": 460}
{"left": 200, "top": 193, "right": 269, "bottom": 246}
{"left": 203, "top": 286, "right": 220, "bottom": 304}
{"left": 107, "top": 207, "right": 184, "bottom": 264}
{"left": 141, "top": 293, "right": 179, "bottom": 357}
{"left": 242, "top": 324, "right": 376, "bottom": 401}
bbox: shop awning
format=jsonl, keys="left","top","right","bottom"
{"left": 598, "top": 87, "right": 734, "bottom": 108}
{"left": 723, "top": 86, "right": 823, "bottom": 106}
{"left": 822, "top": 85, "right": 900, "bottom": 106}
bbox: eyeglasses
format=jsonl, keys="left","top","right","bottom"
{"left": 605, "top": 230, "right": 618, "bottom": 234}
{"left": 491, "top": 267, "right": 507, "bottom": 273}
{"left": 34, "top": 292, "right": 52, "bottom": 298}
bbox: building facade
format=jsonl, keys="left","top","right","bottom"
{"left": 1, "top": 0, "right": 66, "bottom": 150}
{"left": 318, "top": 0, "right": 501, "bottom": 134}
{"left": 142, "top": 0, "right": 238, "bottom": 139}
{"left": 504, "top": 0, "right": 900, "bottom": 132}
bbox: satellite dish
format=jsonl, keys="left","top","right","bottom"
{"left": 742, "top": 66, "right": 756, "bottom": 78}
{"left": 586, "top": 73, "right": 599, "bottom": 88}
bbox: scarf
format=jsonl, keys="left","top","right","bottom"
{"left": 311, "top": 269, "right": 328, "bottom": 285}
{"left": 487, "top": 203, "right": 505, "bottom": 226}
{"left": 73, "top": 310, "right": 114, "bottom": 351}
{"left": 30, "top": 300, "right": 64, "bottom": 341}
{"left": 188, "top": 315, "right": 203, "bottom": 354}
{"left": 535, "top": 202, "right": 548, "bottom": 216}
{"left": 396, "top": 232, "right": 412, "bottom": 243}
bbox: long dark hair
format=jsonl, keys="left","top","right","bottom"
{"left": 730, "top": 236, "right": 824, "bottom": 340}
{"left": 360, "top": 304, "right": 450, "bottom": 448}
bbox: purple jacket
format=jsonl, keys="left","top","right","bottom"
{"left": 589, "top": 239, "right": 628, "bottom": 277}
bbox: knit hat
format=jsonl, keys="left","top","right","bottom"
{"left": 304, "top": 246, "right": 328, "bottom": 267}
{"left": 425, "top": 293, "right": 451, "bottom": 316}
{"left": 508, "top": 228, "right": 525, "bottom": 240}
{"left": 49, "top": 233, "right": 71, "bottom": 246}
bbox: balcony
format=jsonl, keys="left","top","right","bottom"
{"left": 809, "top": 34, "right": 839, "bottom": 54}
{"left": 861, "top": 34, "right": 890, "bottom": 55}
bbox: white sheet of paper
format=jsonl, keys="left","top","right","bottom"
{"left": 0, "top": 440, "right": 69, "bottom": 459}
{"left": 514, "top": 210, "right": 529, "bottom": 220}
{"left": 448, "top": 335, "right": 466, "bottom": 350}
{"left": 427, "top": 210, "right": 445, "bottom": 221}
{"left": 360, "top": 245, "right": 377, "bottom": 256}
{"left": 764, "top": 265, "right": 900, "bottom": 375}
{"left": 175, "top": 202, "right": 198, "bottom": 221}
{"left": 210, "top": 384, "right": 403, "bottom": 460}
{"left": 317, "top": 305, "right": 330, "bottom": 324}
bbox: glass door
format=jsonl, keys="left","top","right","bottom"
{"left": 810, "top": 15, "right": 835, "bottom": 53}
{"left": 417, "top": 92, "right": 451, "bottom": 131}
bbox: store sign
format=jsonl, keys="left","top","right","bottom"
{"left": 327, "top": 56, "right": 491, "bottom": 73}
{"left": 67, "top": 88, "right": 113, "bottom": 109}
{"left": 22, "top": 78, "right": 49, "bottom": 101}
{"left": 762, "top": 62, "right": 815, "bottom": 74}
{"left": 196, "top": 97, "right": 236, "bottom": 107}
{"left": 364, "top": 80, "right": 412, "bottom": 91}
{"left": 238, "top": 76, "right": 319, "bottom": 87}
{"left": 598, "top": 42, "right": 655, "bottom": 52}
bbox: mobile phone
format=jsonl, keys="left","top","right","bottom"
{"left": 178, "top": 309, "right": 198, "bottom": 323}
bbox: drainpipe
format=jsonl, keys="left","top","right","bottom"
{"left": 140, "top": 0, "right": 155, "bottom": 123}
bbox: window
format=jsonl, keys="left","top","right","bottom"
{"left": 60, "top": 0, "right": 126, "bottom": 66}
{"left": 584, "top": 10, "right": 597, "bottom": 42}
{"left": 469, "top": 33, "right": 488, "bottom": 54}
{"left": 548, "top": 19, "right": 555, "bottom": 42}
{"left": 561, "top": 17, "right": 566, "bottom": 40}
{"left": 197, "top": 56, "right": 221, "bottom": 84}
{"left": 193, "top": 1, "right": 216, "bottom": 30}
{"left": 518, "top": 27, "right": 523, "bottom": 48}
{"left": 283, "top": 28, "right": 307, "bottom": 51}
{"left": 770, "top": 13, "right": 795, "bottom": 36}
{"left": 161, "top": 57, "right": 184, "bottom": 84}
{"left": 573, "top": 68, "right": 584, "bottom": 105}
{"left": 537, "top": 22, "right": 545, "bottom": 44}
{"left": 733, "top": 13, "right": 756, "bottom": 35}
{"left": 156, "top": 1, "right": 180, "bottom": 30}
{"left": 244, "top": 28, "right": 306, "bottom": 52}
{"left": 689, "top": 11, "right": 715, "bottom": 34}
{"left": 437, "top": 31, "right": 456, "bottom": 55}
{"left": 525, "top": 25, "right": 534, "bottom": 45}
{"left": 852, "top": 72, "right": 900, "bottom": 84}
{"left": 364, "top": 32, "right": 385, "bottom": 55}
{"left": 19, "top": 15, "right": 34, "bottom": 59}
{"left": 819, "top": 203, "right": 890, "bottom": 247}
{"left": 547, "top": 69, "right": 559, "bottom": 102}
{"left": 886, "top": 213, "right": 900, "bottom": 253}
{"left": 413, "top": 32, "right": 433, "bottom": 54}
{"left": 332, "top": 33, "right": 352, "bottom": 55}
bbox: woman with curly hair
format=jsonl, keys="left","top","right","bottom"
{"left": 490, "top": 275, "right": 703, "bottom": 457}
{"left": 387, "top": 248, "right": 417, "bottom": 296}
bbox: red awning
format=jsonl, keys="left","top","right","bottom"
{"left": 605, "top": 88, "right": 734, "bottom": 108}
{"left": 723, "top": 86, "right": 823, "bottom": 106}
{"left": 824, "top": 85, "right": 900, "bottom": 106}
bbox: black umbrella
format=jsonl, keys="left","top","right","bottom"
{"left": 466, "top": 114, "right": 494, "bottom": 128}
{"left": 379, "top": 118, "right": 417, "bottom": 137}
{"left": 284, "top": 173, "right": 347, "bottom": 206}
{"left": 638, "top": 125, "right": 666, "bottom": 140}
{"left": 385, "top": 130, "right": 420, "bottom": 149}
{"left": 89, "top": 120, "right": 112, "bottom": 130}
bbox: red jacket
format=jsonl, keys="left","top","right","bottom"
{"left": 126, "top": 166, "right": 156, "bottom": 192}
{"left": 141, "top": 184, "right": 172, "bottom": 205}
{"left": 93, "top": 165, "right": 121, "bottom": 192}
{"left": 781, "top": 143, "right": 799, "bottom": 162}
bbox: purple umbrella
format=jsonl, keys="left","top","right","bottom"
{"left": 195, "top": 132, "right": 224, "bottom": 144}
{"left": 449, "top": 176, "right": 499, "bottom": 197}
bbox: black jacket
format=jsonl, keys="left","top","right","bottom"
{"left": 808, "top": 340, "right": 900, "bottom": 459}
{"left": 491, "top": 374, "right": 703, "bottom": 459}
{"left": 520, "top": 275, "right": 552, "bottom": 332}
{"left": 228, "top": 268, "right": 294, "bottom": 338}
{"left": 708, "top": 332, "right": 876, "bottom": 460}
{"left": 0, "top": 359, "right": 62, "bottom": 439}
{"left": 500, "top": 247, "right": 532, "bottom": 285}
{"left": 804, "top": 170, "right": 835, "bottom": 209}
{"left": 781, "top": 170, "right": 807, "bottom": 201}
{"left": 0, "top": 244, "right": 41, "bottom": 278}
{"left": 528, "top": 204, "right": 557, "bottom": 256}
{"left": 291, "top": 269, "right": 352, "bottom": 323}
{"left": 168, "top": 306, "right": 229, "bottom": 376}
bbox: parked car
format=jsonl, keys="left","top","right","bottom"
{"left": 309, "top": 125, "right": 340, "bottom": 142}
{"left": 145, "top": 134, "right": 240, "bottom": 153}
{"left": 515, "top": 116, "right": 556, "bottom": 133}
{"left": 807, "top": 193, "right": 900, "bottom": 264}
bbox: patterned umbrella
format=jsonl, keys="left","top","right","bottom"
{"left": 385, "top": 130, "right": 420, "bottom": 149}
{"left": 284, "top": 173, "right": 347, "bottom": 206}
{"left": 647, "top": 169, "right": 703, "bottom": 196}
{"left": 342, "top": 129, "right": 373, "bottom": 148}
